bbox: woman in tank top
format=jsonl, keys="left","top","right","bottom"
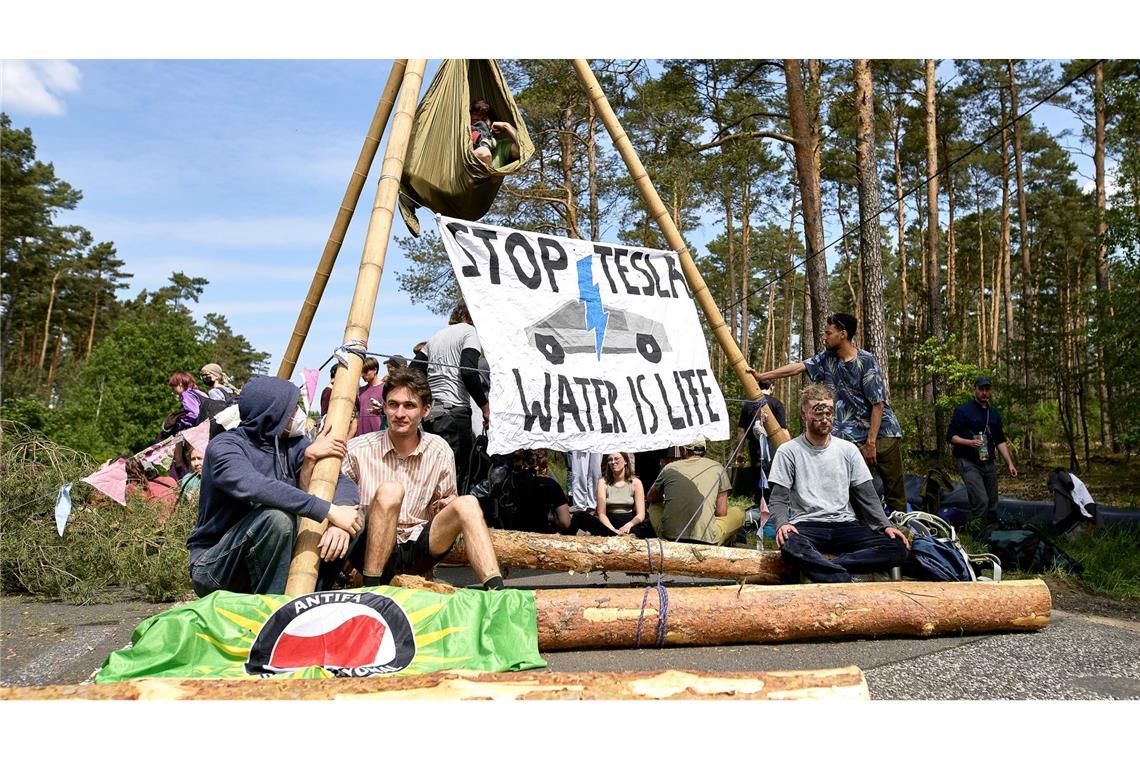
{"left": 596, "top": 452, "right": 645, "bottom": 535}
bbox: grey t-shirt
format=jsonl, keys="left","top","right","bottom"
{"left": 767, "top": 434, "right": 873, "bottom": 526}
{"left": 423, "top": 323, "right": 482, "bottom": 408}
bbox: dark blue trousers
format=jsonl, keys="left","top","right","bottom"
{"left": 780, "top": 520, "right": 909, "bottom": 583}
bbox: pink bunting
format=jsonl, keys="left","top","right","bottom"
{"left": 81, "top": 459, "right": 128, "bottom": 506}
{"left": 303, "top": 368, "right": 319, "bottom": 409}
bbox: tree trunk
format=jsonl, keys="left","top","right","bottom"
{"left": 86, "top": 281, "right": 101, "bottom": 357}
{"left": 741, "top": 182, "right": 752, "bottom": 357}
{"left": 785, "top": 59, "right": 831, "bottom": 349}
{"left": 940, "top": 130, "right": 957, "bottom": 337}
{"left": 837, "top": 183, "right": 861, "bottom": 336}
{"left": 587, "top": 98, "right": 599, "bottom": 241}
{"left": 38, "top": 270, "right": 62, "bottom": 371}
{"left": 46, "top": 332, "right": 63, "bottom": 391}
{"left": 724, "top": 185, "right": 738, "bottom": 349}
{"left": 559, "top": 103, "right": 581, "bottom": 239}
{"left": 1093, "top": 61, "right": 1116, "bottom": 451}
{"left": 977, "top": 191, "right": 990, "bottom": 367}
{"left": 924, "top": 60, "right": 944, "bottom": 343}
{"left": 782, "top": 188, "right": 797, "bottom": 404}
{"left": 999, "top": 90, "right": 1015, "bottom": 362}
{"left": 446, "top": 530, "right": 791, "bottom": 583}
{"left": 1, "top": 667, "right": 872, "bottom": 702}
{"left": 533, "top": 580, "right": 1051, "bottom": 650}
{"left": 853, "top": 60, "right": 889, "bottom": 390}
{"left": 892, "top": 109, "right": 909, "bottom": 392}
{"left": 1009, "top": 60, "right": 1034, "bottom": 395}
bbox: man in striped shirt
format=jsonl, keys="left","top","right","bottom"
{"left": 342, "top": 368, "right": 504, "bottom": 590}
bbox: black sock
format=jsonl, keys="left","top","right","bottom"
{"left": 482, "top": 574, "right": 504, "bottom": 591}
{"left": 363, "top": 574, "right": 383, "bottom": 587}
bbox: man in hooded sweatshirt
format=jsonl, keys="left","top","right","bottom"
{"left": 187, "top": 376, "right": 363, "bottom": 596}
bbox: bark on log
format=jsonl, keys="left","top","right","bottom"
{"left": 444, "top": 530, "right": 793, "bottom": 583}
{"left": 0, "top": 667, "right": 868, "bottom": 701}
{"left": 533, "top": 580, "right": 1051, "bottom": 650}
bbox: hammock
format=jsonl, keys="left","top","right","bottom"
{"left": 398, "top": 59, "right": 534, "bottom": 237}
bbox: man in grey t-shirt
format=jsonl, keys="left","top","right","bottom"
{"left": 768, "top": 383, "right": 910, "bottom": 583}
{"left": 413, "top": 301, "right": 489, "bottom": 494}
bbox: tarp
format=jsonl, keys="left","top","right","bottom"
{"left": 437, "top": 215, "right": 730, "bottom": 454}
{"left": 95, "top": 586, "right": 545, "bottom": 683}
{"left": 398, "top": 59, "right": 533, "bottom": 236}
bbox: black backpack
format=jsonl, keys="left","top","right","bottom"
{"left": 981, "top": 523, "right": 1083, "bottom": 575}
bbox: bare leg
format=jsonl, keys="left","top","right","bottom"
{"left": 429, "top": 495, "right": 501, "bottom": 583}
{"left": 362, "top": 481, "right": 404, "bottom": 579}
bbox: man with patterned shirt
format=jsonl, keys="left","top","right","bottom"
{"left": 748, "top": 312, "right": 906, "bottom": 515}
{"left": 341, "top": 368, "right": 504, "bottom": 590}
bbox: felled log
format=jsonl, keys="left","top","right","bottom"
{"left": 445, "top": 529, "right": 793, "bottom": 583}
{"left": 533, "top": 579, "right": 1051, "bottom": 650}
{"left": 0, "top": 666, "right": 867, "bottom": 701}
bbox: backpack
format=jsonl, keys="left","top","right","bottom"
{"left": 980, "top": 523, "right": 1083, "bottom": 575}
{"left": 891, "top": 511, "right": 1001, "bottom": 582}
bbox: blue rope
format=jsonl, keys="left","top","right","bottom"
{"left": 634, "top": 538, "right": 670, "bottom": 648}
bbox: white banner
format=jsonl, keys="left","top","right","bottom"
{"left": 437, "top": 215, "right": 729, "bottom": 455}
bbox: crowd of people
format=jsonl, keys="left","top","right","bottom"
{"left": 157, "top": 305, "right": 1020, "bottom": 597}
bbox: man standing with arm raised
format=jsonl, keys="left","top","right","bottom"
{"left": 748, "top": 312, "right": 906, "bottom": 517}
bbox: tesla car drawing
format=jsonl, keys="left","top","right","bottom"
{"left": 523, "top": 300, "right": 671, "bottom": 365}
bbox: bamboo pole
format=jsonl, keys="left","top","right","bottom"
{"left": 571, "top": 60, "right": 790, "bottom": 448}
{"left": 534, "top": 579, "right": 1051, "bottom": 650}
{"left": 276, "top": 60, "right": 408, "bottom": 380}
{"left": 445, "top": 529, "right": 792, "bottom": 583}
{"left": 285, "top": 59, "right": 428, "bottom": 595}
{"left": 0, "top": 667, "right": 869, "bottom": 701}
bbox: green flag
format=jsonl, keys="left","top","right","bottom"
{"left": 96, "top": 586, "right": 545, "bottom": 683}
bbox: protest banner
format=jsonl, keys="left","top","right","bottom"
{"left": 437, "top": 215, "right": 729, "bottom": 454}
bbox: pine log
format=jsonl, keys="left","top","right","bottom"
{"left": 0, "top": 667, "right": 867, "bottom": 701}
{"left": 444, "top": 530, "right": 793, "bottom": 583}
{"left": 533, "top": 579, "right": 1051, "bottom": 650}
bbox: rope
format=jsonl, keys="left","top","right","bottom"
{"left": 717, "top": 58, "right": 1106, "bottom": 318}
{"left": 634, "top": 538, "right": 670, "bottom": 648}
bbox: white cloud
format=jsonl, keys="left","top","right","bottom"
{"left": 1, "top": 60, "right": 80, "bottom": 116}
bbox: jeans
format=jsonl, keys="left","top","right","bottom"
{"left": 874, "top": 437, "right": 907, "bottom": 513}
{"left": 190, "top": 508, "right": 296, "bottom": 596}
{"left": 780, "top": 520, "right": 909, "bottom": 583}
{"left": 191, "top": 508, "right": 365, "bottom": 596}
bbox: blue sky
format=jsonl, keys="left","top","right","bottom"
{"left": 2, "top": 57, "right": 1100, "bottom": 383}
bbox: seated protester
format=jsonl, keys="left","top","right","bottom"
{"left": 646, "top": 442, "right": 745, "bottom": 545}
{"left": 171, "top": 438, "right": 202, "bottom": 494}
{"left": 768, "top": 383, "right": 911, "bottom": 583}
{"left": 187, "top": 376, "right": 363, "bottom": 597}
{"left": 469, "top": 99, "right": 521, "bottom": 169}
{"left": 200, "top": 363, "right": 239, "bottom": 404}
{"left": 175, "top": 441, "right": 205, "bottom": 503}
{"left": 596, "top": 452, "right": 646, "bottom": 536}
{"left": 125, "top": 456, "right": 179, "bottom": 523}
{"left": 164, "top": 371, "right": 211, "bottom": 436}
{"left": 342, "top": 368, "right": 505, "bottom": 590}
{"left": 499, "top": 449, "right": 571, "bottom": 534}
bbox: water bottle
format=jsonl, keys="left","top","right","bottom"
{"left": 976, "top": 432, "right": 989, "bottom": 462}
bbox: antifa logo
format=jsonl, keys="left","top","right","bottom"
{"left": 245, "top": 592, "right": 416, "bottom": 677}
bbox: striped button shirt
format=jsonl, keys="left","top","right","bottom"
{"left": 342, "top": 429, "right": 457, "bottom": 544}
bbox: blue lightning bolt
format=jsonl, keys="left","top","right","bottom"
{"left": 577, "top": 256, "right": 608, "bottom": 359}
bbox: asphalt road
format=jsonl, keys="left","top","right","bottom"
{"left": 2, "top": 567, "right": 1138, "bottom": 699}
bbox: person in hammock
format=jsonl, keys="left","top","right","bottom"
{"left": 469, "top": 99, "right": 520, "bottom": 168}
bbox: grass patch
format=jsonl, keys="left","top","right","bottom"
{"left": 1055, "top": 527, "right": 1140, "bottom": 599}
{"left": 1, "top": 419, "right": 194, "bottom": 604}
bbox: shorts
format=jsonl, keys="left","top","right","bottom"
{"left": 379, "top": 518, "right": 455, "bottom": 584}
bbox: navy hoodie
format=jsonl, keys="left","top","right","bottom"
{"left": 187, "top": 376, "right": 359, "bottom": 564}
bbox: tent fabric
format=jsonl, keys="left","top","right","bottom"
{"left": 398, "top": 59, "right": 533, "bottom": 236}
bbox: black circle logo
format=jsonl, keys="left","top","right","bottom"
{"left": 246, "top": 591, "right": 416, "bottom": 677}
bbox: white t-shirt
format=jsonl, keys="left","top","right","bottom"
{"left": 423, "top": 323, "right": 482, "bottom": 408}
{"left": 767, "top": 435, "right": 872, "bottom": 525}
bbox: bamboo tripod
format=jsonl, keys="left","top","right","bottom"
{"left": 283, "top": 59, "right": 786, "bottom": 594}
